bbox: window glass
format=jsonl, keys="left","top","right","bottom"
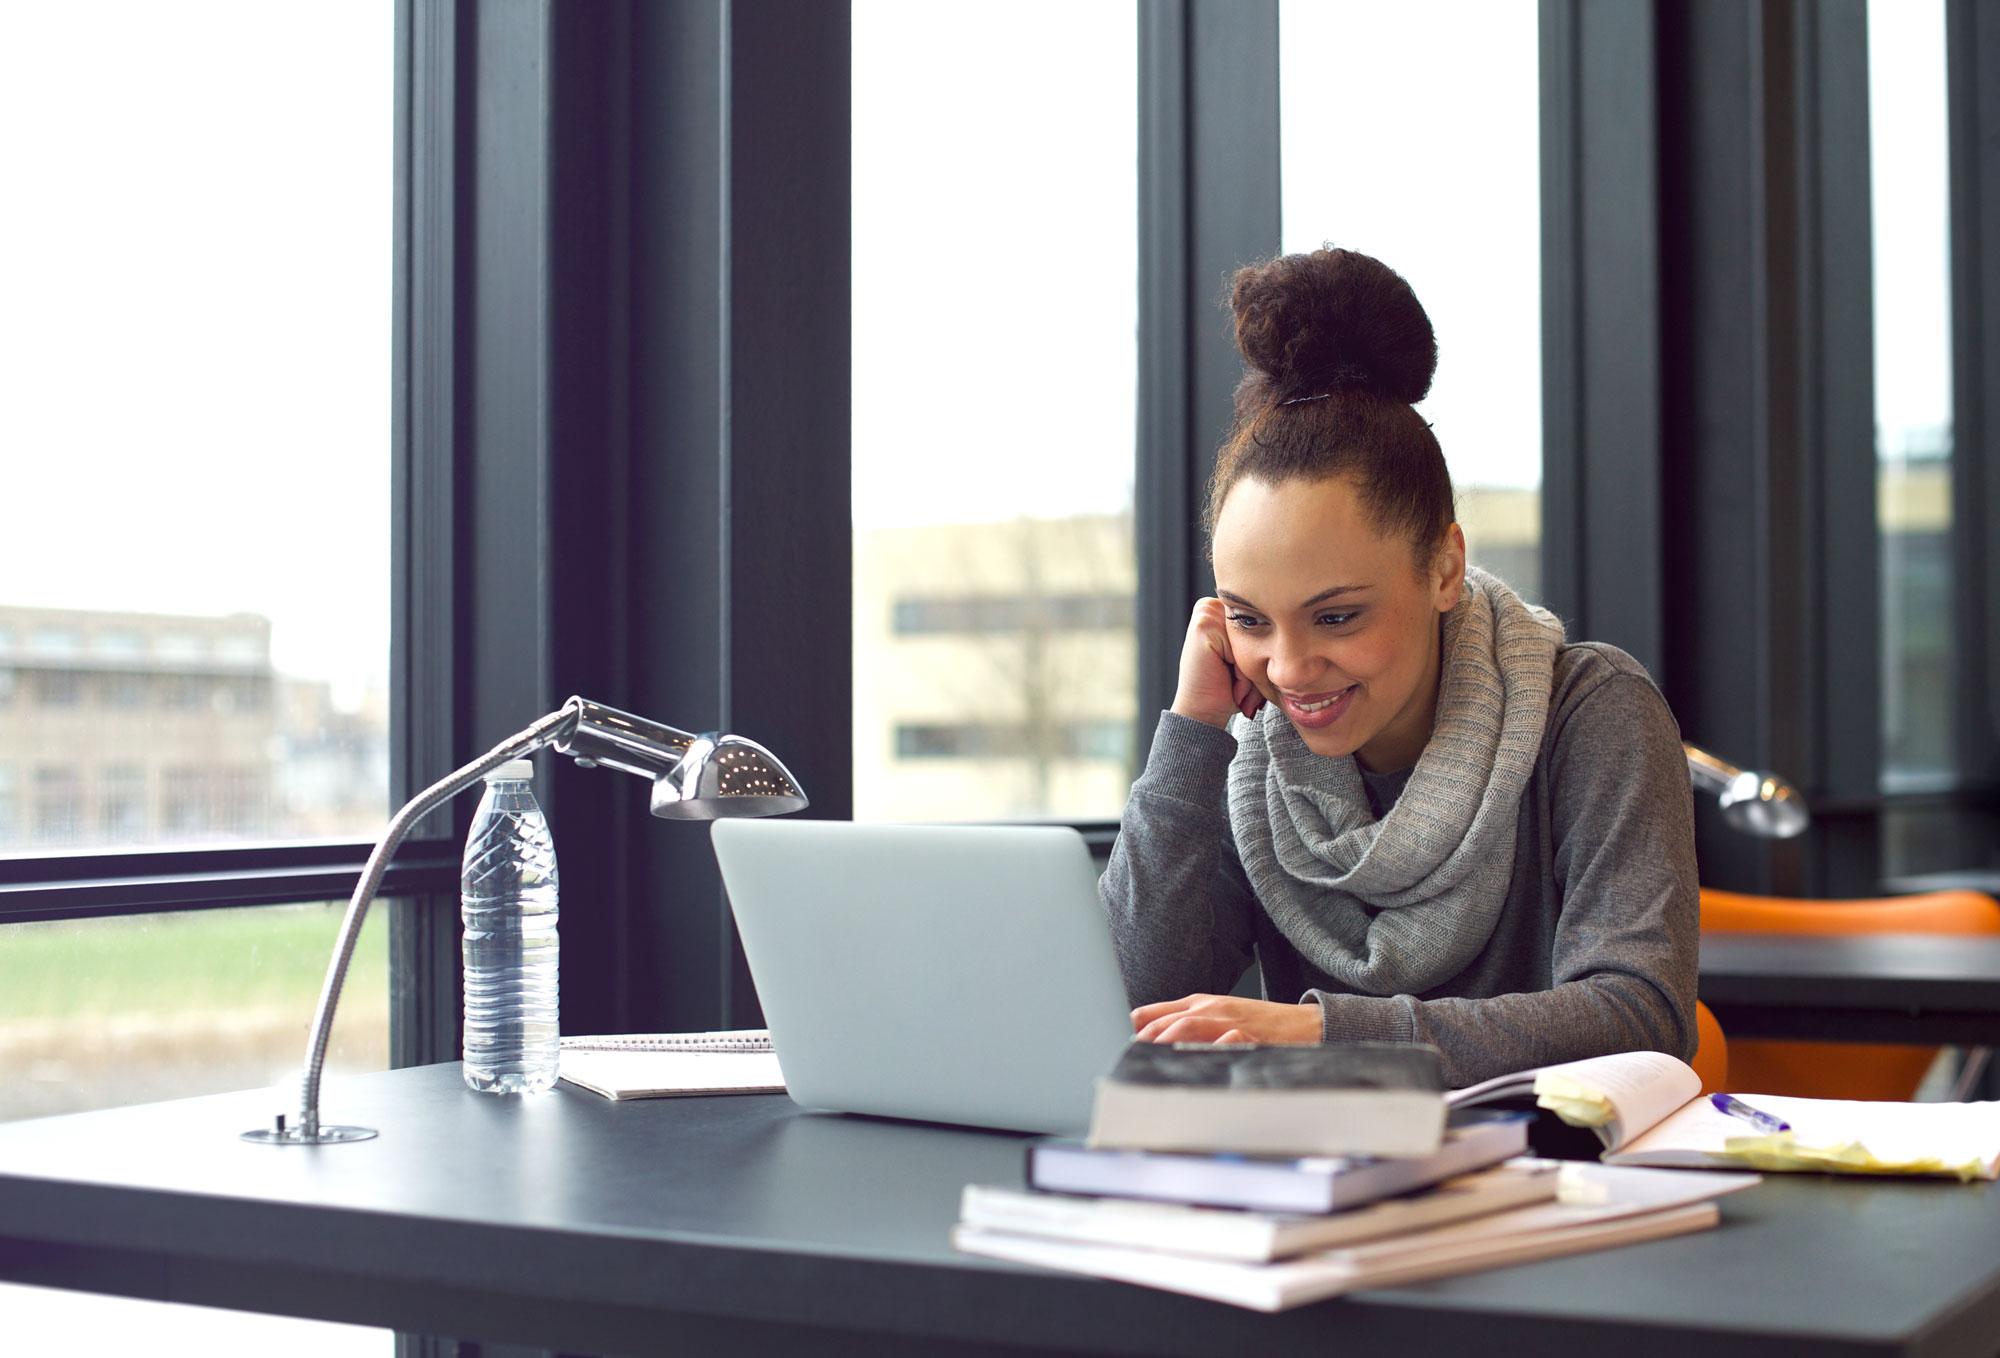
{"left": 1278, "top": 0, "right": 1543, "bottom": 600}
{"left": 0, "top": 901, "right": 391, "bottom": 1125}
{"left": 0, "top": 900, "right": 393, "bottom": 1352}
{"left": 0, "top": 1, "right": 393, "bottom": 853}
{"left": 1870, "top": 0, "right": 1954, "bottom": 790}
{"left": 851, "top": 2, "right": 1139, "bottom": 821}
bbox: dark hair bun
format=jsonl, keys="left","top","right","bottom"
{"left": 1229, "top": 248, "right": 1437, "bottom": 405}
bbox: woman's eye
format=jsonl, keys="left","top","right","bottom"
{"left": 1317, "top": 612, "right": 1359, "bottom": 627}
{"left": 1225, "top": 613, "right": 1264, "bottom": 629}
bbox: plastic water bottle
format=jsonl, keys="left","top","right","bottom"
{"left": 461, "top": 759, "right": 560, "bottom": 1093}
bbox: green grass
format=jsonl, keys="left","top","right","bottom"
{"left": 0, "top": 902, "right": 391, "bottom": 1023}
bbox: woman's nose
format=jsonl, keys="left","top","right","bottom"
{"left": 1264, "top": 633, "right": 1321, "bottom": 689}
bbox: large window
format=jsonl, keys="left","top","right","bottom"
{"left": 851, "top": 1, "right": 1140, "bottom": 823}
{"left": 1869, "top": 0, "right": 1955, "bottom": 791}
{"left": 0, "top": 1, "right": 393, "bottom": 855}
{"left": 1279, "top": 0, "right": 1543, "bottom": 601}
{"left": 0, "top": 4, "right": 398, "bottom": 1350}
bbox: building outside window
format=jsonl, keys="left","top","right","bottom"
{"left": 97, "top": 764, "right": 147, "bottom": 841}
{"left": 851, "top": 1, "right": 1140, "bottom": 824}
{"left": 31, "top": 768, "right": 82, "bottom": 846}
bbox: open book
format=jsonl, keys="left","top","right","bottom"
{"left": 1449, "top": 1050, "right": 2000, "bottom": 1180}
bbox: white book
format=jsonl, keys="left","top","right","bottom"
{"left": 558, "top": 1034, "right": 784, "bottom": 1101}
{"left": 960, "top": 1159, "right": 1562, "bottom": 1263}
{"left": 953, "top": 1163, "right": 1757, "bottom": 1312}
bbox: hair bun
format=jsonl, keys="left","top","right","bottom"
{"left": 1229, "top": 248, "right": 1437, "bottom": 406}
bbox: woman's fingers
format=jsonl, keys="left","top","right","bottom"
{"left": 1133, "top": 995, "right": 1245, "bottom": 1044}
{"left": 1142, "top": 1014, "right": 1235, "bottom": 1044}
{"left": 1133, "top": 996, "right": 1316, "bottom": 1045}
{"left": 1232, "top": 670, "right": 1263, "bottom": 718}
{"left": 1171, "top": 599, "right": 1248, "bottom": 729}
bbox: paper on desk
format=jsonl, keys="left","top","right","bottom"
{"left": 1609, "top": 1094, "right": 2000, "bottom": 1181}
{"left": 558, "top": 1048, "right": 785, "bottom": 1101}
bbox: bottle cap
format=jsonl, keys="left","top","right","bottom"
{"left": 484, "top": 759, "right": 535, "bottom": 783}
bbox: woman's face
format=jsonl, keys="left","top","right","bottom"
{"left": 1211, "top": 474, "right": 1465, "bottom": 771}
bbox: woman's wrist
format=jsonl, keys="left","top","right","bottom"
{"left": 1169, "top": 697, "right": 1234, "bottom": 730}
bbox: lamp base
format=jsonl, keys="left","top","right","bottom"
{"left": 240, "top": 1123, "right": 378, "bottom": 1145}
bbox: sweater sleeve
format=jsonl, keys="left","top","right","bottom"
{"left": 1099, "top": 711, "right": 1261, "bottom": 1007}
{"left": 1304, "top": 672, "right": 1701, "bottom": 1087}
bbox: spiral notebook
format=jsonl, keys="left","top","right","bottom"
{"left": 557, "top": 1029, "right": 785, "bottom": 1100}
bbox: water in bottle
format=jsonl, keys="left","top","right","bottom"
{"left": 461, "top": 759, "right": 560, "bottom": 1092}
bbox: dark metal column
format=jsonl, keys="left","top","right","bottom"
{"left": 1136, "top": 0, "right": 1280, "bottom": 753}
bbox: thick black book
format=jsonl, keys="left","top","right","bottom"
{"left": 1088, "top": 1041, "right": 1448, "bottom": 1158}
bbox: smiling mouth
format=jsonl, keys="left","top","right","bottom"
{"left": 1280, "top": 685, "right": 1359, "bottom": 729}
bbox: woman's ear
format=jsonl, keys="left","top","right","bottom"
{"left": 1430, "top": 524, "right": 1467, "bottom": 614}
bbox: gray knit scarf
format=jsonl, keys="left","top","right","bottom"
{"left": 1226, "top": 566, "right": 1565, "bottom": 996}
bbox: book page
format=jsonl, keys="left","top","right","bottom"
{"left": 1530, "top": 1051, "right": 1701, "bottom": 1150}
{"left": 1448, "top": 1051, "right": 1700, "bottom": 1151}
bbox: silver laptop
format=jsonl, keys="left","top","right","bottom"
{"left": 709, "top": 820, "right": 1136, "bottom": 1136}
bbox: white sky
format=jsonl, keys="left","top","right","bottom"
{"left": 0, "top": 2, "right": 1955, "bottom": 693}
{"left": 1869, "top": 0, "right": 1954, "bottom": 448}
{"left": 1279, "top": 0, "right": 1543, "bottom": 492}
{"left": 0, "top": 3, "right": 392, "bottom": 705}
{"left": 851, "top": 0, "right": 1140, "bottom": 530}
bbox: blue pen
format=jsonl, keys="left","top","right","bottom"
{"left": 1710, "top": 1093, "right": 1791, "bottom": 1134}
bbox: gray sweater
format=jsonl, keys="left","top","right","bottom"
{"left": 1100, "top": 642, "right": 1699, "bottom": 1087}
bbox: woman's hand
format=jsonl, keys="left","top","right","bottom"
{"left": 1132, "top": 994, "right": 1321, "bottom": 1045}
{"left": 1170, "top": 597, "right": 1265, "bottom": 729}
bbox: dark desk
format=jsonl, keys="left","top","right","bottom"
{"left": 1700, "top": 932, "right": 2000, "bottom": 1045}
{"left": 1, "top": 1065, "right": 1999, "bottom": 1357}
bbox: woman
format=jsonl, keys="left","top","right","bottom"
{"left": 1102, "top": 247, "right": 1697, "bottom": 1086}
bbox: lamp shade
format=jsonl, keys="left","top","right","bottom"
{"left": 547, "top": 697, "right": 807, "bottom": 819}
{"left": 1684, "top": 743, "right": 1809, "bottom": 839}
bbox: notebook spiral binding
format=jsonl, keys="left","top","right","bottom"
{"left": 558, "top": 1029, "right": 773, "bottom": 1054}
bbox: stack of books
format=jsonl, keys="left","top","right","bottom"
{"left": 951, "top": 1042, "right": 1758, "bottom": 1311}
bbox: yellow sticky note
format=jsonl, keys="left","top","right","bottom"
{"left": 1533, "top": 1073, "right": 1616, "bottom": 1128}
{"left": 1716, "top": 1133, "right": 1987, "bottom": 1182}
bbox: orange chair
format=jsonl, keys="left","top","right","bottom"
{"left": 1690, "top": 998, "right": 1729, "bottom": 1096}
{"left": 1700, "top": 888, "right": 2000, "bottom": 1100}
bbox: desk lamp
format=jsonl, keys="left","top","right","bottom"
{"left": 243, "top": 696, "right": 807, "bottom": 1145}
{"left": 1684, "top": 743, "right": 1809, "bottom": 839}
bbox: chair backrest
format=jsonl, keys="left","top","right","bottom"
{"left": 1690, "top": 998, "right": 1729, "bottom": 1096}
{"left": 1700, "top": 888, "right": 2000, "bottom": 938}
{"left": 1699, "top": 888, "right": 2000, "bottom": 1100}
